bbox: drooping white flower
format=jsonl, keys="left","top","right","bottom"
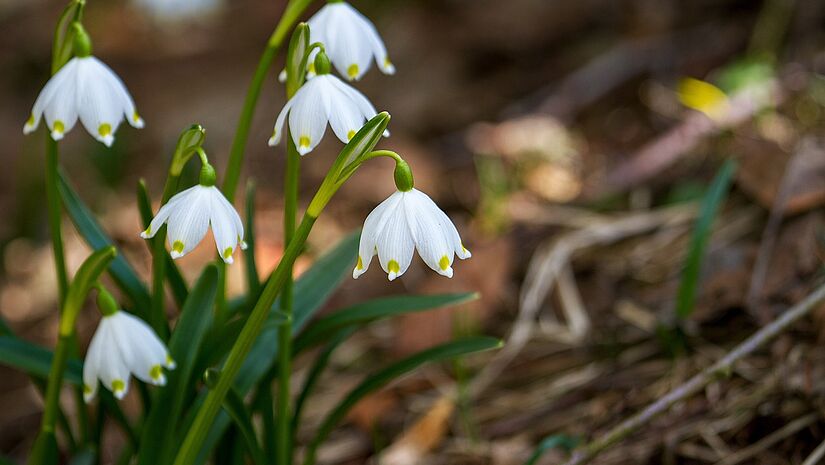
{"left": 141, "top": 184, "right": 247, "bottom": 263}
{"left": 354, "top": 189, "right": 471, "bottom": 281}
{"left": 289, "top": 1, "right": 394, "bottom": 82}
{"left": 24, "top": 56, "right": 144, "bottom": 147}
{"left": 83, "top": 310, "right": 175, "bottom": 402}
{"left": 134, "top": 0, "right": 222, "bottom": 21}
{"left": 268, "top": 73, "right": 385, "bottom": 155}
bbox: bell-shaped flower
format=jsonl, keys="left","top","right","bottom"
{"left": 83, "top": 310, "right": 175, "bottom": 402}
{"left": 354, "top": 188, "right": 471, "bottom": 281}
{"left": 269, "top": 53, "right": 386, "bottom": 155}
{"left": 141, "top": 179, "right": 247, "bottom": 263}
{"left": 24, "top": 56, "right": 144, "bottom": 147}
{"left": 304, "top": 1, "right": 394, "bottom": 81}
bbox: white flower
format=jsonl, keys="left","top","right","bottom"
{"left": 83, "top": 311, "right": 175, "bottom": 402}
{"left": 141, "top": 184, "right": 247, "bottom": 263}
{"left": 268, "top": 73, "right": 386, "bottom": 155}
{"left": 303, "top": 1, "right": 394, "bottom": 81}
{"left": 354, "top": 189, "right": 471, "bottom": 281}
{"left": 24, "top": 56, "right": 144, "bottom": 147}
{"left": 134, "top": 0, "right": 222, "bottom": 21}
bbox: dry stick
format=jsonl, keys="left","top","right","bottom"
{"left": 560, "top": 281, "right": 825, "bottom": 465}
{"left": 801, "top": 435, "right": 825, "bottom": 465}
{"left": 713, "top": 413, "right": 817, "bottom": 465}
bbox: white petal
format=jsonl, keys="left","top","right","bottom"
{"left": 269, "top": 96, "right": 295, "bottom": 146}
{"left": 354, "top": 192, "right": 401, "bottom": 279}
{"left": 350, "top": 4, "right": 395, "bottom": 75}
{"left": 76, "top": 57, "right": 124, "bottom": 147}
{"left": 92, "top": 57, "right": 144, "bottom": 129}
{"left": 82, "top": 316, "right": 107, "bottom": 402}
{"left": 166, "top": 186, "right": 211, "bottom": 258}
{"left": 43, "top": 62, "right": 81, "bottom": 141}
{"left": 328, "top": 76, "right": 378, "bottom": 122}
{"left": 25, "top": 59, "right": 78, "bottom": 135}
{"left": 325, "top": 4, "right": 373, "bottom": 81}
{"left": 405, "top": 190, "right": 455, "bottom": 278}
{"left": 374, "top": 193, "right": 415, "bottom": 280}
{"left": 97, "top": 320, "right": 131, "bottom": 399}
{"left": 327, "top": 83, "right": 367, "bottom": 143}
{"left": 214, "top": 187, "right": 245, "bottom": 248}
{"left": 113, "top": 312, "right": 169, "bottom": 386}
{"left": 288, "top": 77, "right": 331, "bottom": 155}
{"left": 141, "top": 186, "right": 195, "bottom": 238}
{"left": 208, "top": 187, "right": 241, "bottom": 263}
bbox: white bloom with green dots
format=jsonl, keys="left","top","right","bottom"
{"left": 141, "top": 184, "right": 247, "bottom": 263}
{"left": 23, "top": 56, "right": 144, "bottom": 147}
{"left": 83, "top": 310, "right": 175, "bottom": 402}
{"left": 268, "top": 72, "right": 385, "bottom": 155}
{"left": 354, "top": 188, "right": 471, "bottom": 281}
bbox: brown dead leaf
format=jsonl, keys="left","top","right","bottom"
{"left": 379, "top": 396, "right": 455, "bottom": 465}
{"left": 346, "top": 389, "right": 399, "bottom": 433}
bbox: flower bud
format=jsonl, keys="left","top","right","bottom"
{"left": 314, "top": 50, "right": 332, "bottom": 76}
{"left": 71, "top": 22, "right": 92, "bottom": 58}
{"left": 96, "top": 287, "right": 119, "bottom": 317}
{"left": 393, "top": 159, "right": 414, "bottom": 192}
{"left": 199, "top": 162, "right": 217, "bottom": 187}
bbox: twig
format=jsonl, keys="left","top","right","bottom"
{"left": 801, "top": 435, "right": 825, "bottom": 465}
{"left": 560, "top": 281, "right": 825, "bottom": 465}
{"left": 713, "top": 413, "right": 817, "bottom": 465}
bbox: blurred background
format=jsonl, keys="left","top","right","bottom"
{"left": 3, "top": 0, "right": 825, "bottom": 463}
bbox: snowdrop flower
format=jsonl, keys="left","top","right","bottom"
{"left": 354, "top": 188, "right": 471, "bottom": 281}
{"left": 134, "top": 0, "right": 223, "bottom": 21}
{"left": 23, "top": 34, "right": 144, "bottom": 147}
{"left": 141, "top": 164, "right": 246, "bottom": 263}
{"left": 269, "top": 51, "right": 386, "bottom": 155}
{"left": 83, "top": 308, "right": 175, "bottom": 402}
{"left": 283, "top": 0, "right": 394, "bottom": 82}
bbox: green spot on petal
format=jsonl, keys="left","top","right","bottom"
{"left": 347, "top": 64, "right": 359, "bottom": 79}
{"left": 166, "top": 355, "right": 175, "bottom": 367}
{"left": 26, "top": 114, "right": 34, "bottom": 126}
{"left": 132, "top": 111, "right": 141, "bottom": 123}
{"left": 388, "top": 260, "right": 400, "bottom": 274}
{"left": 308, "top": 62, "right": 316, "bottom": 74}
{"left": 53, "top": 120, "right": 65, "bottom": 134}
{"left": 111, "top": 379, "right": 125, "bottom": 394}
{"left": 172, "top": 241, "right": 185, "bottom": 254}
{"left": 149, "top": 364, "right": 163, "bottom": 381}
{"left": 83, "top": 384, "right": 92, "bottom": 395}
{"left": 298, "top": 136, "right": 311, "bottom": 148}
{"left": 347, "top": 129, "right": 356, "bottom": 140}
{"left": 223, "top": 247, "right": 233, "bottom": 260}
{"left": 356, "top": 255, "right": 363, "bottom": 270}
{"left": 439, "top": 255, "right": 450, "bottom": 271}
{"left": 98, "top": 123, "right": 112, "bottom": 137}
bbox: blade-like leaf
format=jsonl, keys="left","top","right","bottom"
{"left": 676, "top": 159, "right": 736, "bottom": 319}
{"left": 58, "top": 172, "right": 151, "bottom": 314}
{"left": 302, "top": 337, "right": 503, "bottom": 465}
{"left": 244, "top": 181, "right": 260, "bottom": 300}
{"left": 285, "top": 22, "right": 310, "bottom": 97}
{"left": 222, "top": 387, "right": 265, "bottom": 465}
{"left": 138, "top": 265, "right": 218, "bottom": 465}
{"left": 294, "top": 293, "right": 478, "bottom": 354}
{"left": 137, "top": 179, "right": 188, "bottom": 307}
{"left": 0, "top": 336, "right": 82, "bottom": 385}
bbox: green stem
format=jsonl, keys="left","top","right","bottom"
{"left": 149, "top": 175, "right": 179, "bottom": 340}
{"left": 45, "top": 138, "right": 68, "bottom": 308}
{"left": 277, "top": 137, "right": 300, "bottom": 465}
{"left": 221, "top": 0, "right": 314, "bottom": 203}
{"left": 172, "top": 214, "right": 317, "bottom": 465}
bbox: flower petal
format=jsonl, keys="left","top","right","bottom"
{"left": 76, "top": 57, "right": 124, "bottom": 146}
{"left": 374, "top": 193, "right": 414, "bottom": 280}
{"left": 269, "top": 95, "right": 295, "bottom": 146}
{"left": 166, "top": 186, "right": 211, "bottom": 258}
{"left": 287, "top": 77, "right": 331, "bottom": 155}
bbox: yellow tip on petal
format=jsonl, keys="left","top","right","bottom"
{"left": 133, "top": 111, "right": 141, "bottom": 123}
{"left": 141, "top": 227, "right": 151, "bottom": 238}
{"left": 223, "top": 247, "right": 233, "bottom": 260}
{"left": 111, "top": 379, "right": 126, "bottom": 397}
{"left": 83, "top": 384, "right": 92, "bottom": 395}
{"left": 53, "top": 120, "right": 65, "bottom": 134}
{"left": 26, "top": 114, "right": 35, "bottom": 127}
{"left": 347, "top": 129, "right": 356, "bottom": 140}
{"left": 356, "top": 255, "right": 364, "bottom": 270}
{"left": 98, "top": 123, "right": 112, "bottom": 138}
{"left": 439, "top": 255, "right": 450, "bottom": 271}
{"left": 298, "top": 136, "right": 311, "bottom": 148}
{"left": 166, "top": 354, "right": 176, "bottom": 368}
{"left": 172, "top": 240, "right": 185, "bottom": 254}
{"left": 308, "top": 62, "right": 316, "bottom": 74}
{"left": 388, "top": 259, "right": 400, "bottom": 274}
{"left": 347, "top": 64, "right": 359, "bottom": 80}
{"left": 149, "top": 364, "right": 163, "bottom": 381}
{"left": 677, "top": 77, "right": 730, "bottom": 120}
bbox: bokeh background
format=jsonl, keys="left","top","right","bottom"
{"left": 3, "top": 0, "right": 825, "bottom": 463}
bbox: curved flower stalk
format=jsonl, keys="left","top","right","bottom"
{"left": 280, "top": 0, "right": 394, "bottom": 82}
{"left": 83, "top": 289, "right": 175, "bottom": 401}
{"left": 354, "top": 156, "right": 471, "bottom": 281}
{"left": 141, "top": 160, "right": 247, "bottom": 263}
{"left": 24, "top": 25, "right": 144, "bottom": 147}
{"left": 269, "top": 51, "right": 387, "bottom": 155}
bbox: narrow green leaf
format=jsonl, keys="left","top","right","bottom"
{"left": 523, "top": 435, "right": 579, "bottom": 465}
{"left": 0, "top": 336, "right": 82, "bottom": 384}
{"left": 295, "top": 293, "right": 478, "bottom": 354}
{"left": 285, "top": 22, "right": 310, "bottom": 97}
{"left": 137, "top": 179, "right": 188, "bottom": 307}
{"left": 138, "top": 265, "right": 219, "bottom": 465}
{"left": 64, "top": 247, "right": 118, "bottom": 326}
{"left": 0, "top": 315, "right": 12, "bottom": 337}
{"left": 68, "top": 449, "right": 96, "bottom": 465}
{"left": 222, "top": 388, "right": 266, "bottom": 465}
{"left": 58, "top": 172, "right": 151, "bottom": 314}
{"left": 303, "top": 337, "right": 503, "bottom": 465}
{"left": 676, "top": 159, "right": 736, "bottom": 319}
{"left": 244, "top": 181, "right": 260, "bottom": 300}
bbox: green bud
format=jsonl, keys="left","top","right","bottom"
{"left": 96, "top": 287, "right": 119, "bottom": 317}
{"left": 199, "top": 162, "right": 217, "bottom": 187}
{"left": 393, "top": 159, "right": 414, "bottom": 192}
{"left": 203, "top": 368, "right": 221, "bottom": 388}
{"left": 314, "top": 51, "right": 332, "bottom": 76}
{"left": 71, "top": 22, "right": 92, "bottom": 58}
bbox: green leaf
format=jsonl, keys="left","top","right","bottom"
{"left": 58, "top": 172, "right": 151, "bottom": 314}
{"left": 137, "top": 179, "right": 188, "bottom": 308}
{"left": 676, "top": 159, "right": 736, "bottom": 319}
{"left": 138, "top": 265, "right": 219, "bottom": 465}
{"left": 68, "top": 449, "right": 97, "bottom": 465}
{"left": 64, "top": 246, "right": 118, "bottom": 328}
{"left": 0, "top": 336, "right": 82, "bottom": 385}
{"left": 285, "top": 22, "right": 310, "bottom": 97}
{"left": 222, "top": 387, "right": 265, "bottom": 465}
{"left": 244, "top": 181, "right": 260, "bottom": 300}
{"left": 303, "top": 337, "right": 503, "bottom": 465}
{"left": 0, "top": 315, "right": 12, "bottom": 337}
{"left": 523, "top": 435, "right": 579, "bottom": 465}
{"left": 295, "top": 293, "right": 478, "bottom": 354}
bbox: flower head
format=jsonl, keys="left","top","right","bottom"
{"left": 141, "top": 184, "right": 247, "bottom": 263}
{"left": 354, "top": 188, "right": 471, "bottom": 281}
{"left": 24, "top": 56, "right": 144, "bottom": 146}
{"left": 268, "top": 73, "right": 385, "bottom": 155}
{"left": 306, "top": 1, "right": 394, "bottom": 81}
{"left": 83, "top": 310, "right": 175, "bottom": 402}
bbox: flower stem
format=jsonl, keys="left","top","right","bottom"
{"left": 276, "top": 137, "right": 300, "bottom": 465}
{"left": 172, "top": 214, "right": 317, "bottom": 465}
{"left": 221, "top": 0, "right": 315, "bottom": 203}
{"left": 149, "top": 175, "right": 180, "bottom": 340}
{"left": 45, "top": 137, "right": 68, "bottom": 308}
